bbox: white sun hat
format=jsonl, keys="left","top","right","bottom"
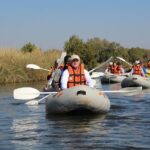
{"left": 71, "top": 54, "right": 80, "bottom": 61}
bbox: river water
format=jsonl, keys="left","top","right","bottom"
{"left": 0, "top": 82, "right": 150, "bottom": 150}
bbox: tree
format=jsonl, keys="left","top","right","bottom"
{"left": 128, "top": 47, "right": 146, "bottom": 63}
{"left": 64, "top": 35, "right": 97, "bottom": 69}
{"left": 86, "top": 37, "right": 108, "bottom": 62}
{"left": 64, "top": 35, "right": 84, "bottom": 55}
{"left": 21, "top": 42, "right": 38, "bottom": 53}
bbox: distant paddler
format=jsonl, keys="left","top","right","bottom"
{"left": 44, "top": 55, "right": 71, "bottom": 91}
{"left": 143, "top": 59, "right": 150, "bottom": 77}
{"left": 130, "top": 59, "right": 145, "bottom": 77}
{"left": 105, "top": 61, "right": 125, "bottom": 75}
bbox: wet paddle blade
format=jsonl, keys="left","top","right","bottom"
{"left": 13, "top": 87, "right": 40, "bottom": 100}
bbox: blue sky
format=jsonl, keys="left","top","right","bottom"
{"left": 0, "top": 0, "right": 150, "bottom": 50}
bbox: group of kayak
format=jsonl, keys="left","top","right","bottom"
{"left": 101, "top": 58, "right": 150, "bottom": 89}
{"left": 15, "top": 55, "right": 149, "bottom": 115}
{"left": 44, "top": 55, "right": 150, "bottom": 114}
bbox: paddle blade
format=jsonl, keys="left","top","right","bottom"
{"left": 26, "top": 64, "right": 41, "bottom": 69}
{"left": 13, "top": 87, "right": 40, "bottom": 100}
{"left": 57, "top": 52, "right": 67, "bottom": 66}
{"left": 116, "top": 57, "right": 132, "bottom": 66}
{"left": 25, "top": 100, "right": 39, "bottom": 105}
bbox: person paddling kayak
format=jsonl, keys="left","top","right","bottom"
{"left": 61, "top": 54, "right": 94, "bottom": 89}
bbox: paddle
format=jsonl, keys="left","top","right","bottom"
{"left": 47, "top": 52, "right": 66, "bottom": 85}
{"left": 26, "top": 52, "right": 66, "bottom": 88}
{"left": 26, "top": 64, "right": 50, "bottom": 71}
{"left": 13, "top": 87, "right": 57, "bottom": 100}
{"left": 57, "top": 52, "right": 66, "bottom": 67}
{"left": 89, "top": 56, "right": 113, "bottom": 73}
{"left": 116, "top": 57, "right": 132, "bottom": 67}
{"left": 26, "top": 52, "right": 66, "bottom": 72}
{"left": 13, "top": 86, "right": 142, "bottom": 105}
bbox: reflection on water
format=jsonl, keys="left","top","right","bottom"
{"left": 46, "top": 114, "right": 107, "bottom": 133}
{"left": 44, "top": 114, "right": 108, "bottom": 149}
{"left": 0, "top": 82, "right": 150, "bottom": 149}
{"left": 11, "top": 117, "right": 39, "bottom": 146}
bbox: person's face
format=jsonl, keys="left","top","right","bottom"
{"left": 71, "top": 59, "right": 80, "bottom": 69}
{"left": 113, "top": 63, "right": 117, "bottom": 66}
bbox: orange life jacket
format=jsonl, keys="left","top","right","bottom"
{"left": 132, "top": 65, "right": 143, "bottom": 76}
{"left": 115, "top": 66, "right": 124, "bottom": 74}
{"left": 67, "top": 64, "right": 86, "bottom": 88}
{"left": 111, "top": 65, "right": 118, "bottom": 74}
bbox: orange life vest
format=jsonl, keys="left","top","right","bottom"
{"left": 132, "top": 65, "right": 143, "bottom": 76}
{"left": 110, "top": 65, "right": 118, "bottom": 74}
{"left": 67, "top": 64, "right": 86, "bottom": 88}
{"left": 115, "top": 66, "right": 124, "bottom": 74}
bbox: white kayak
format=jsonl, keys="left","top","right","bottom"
{"left": 45, "top": 85, "right": 110, "bottom": 114}
{"left": 101, "top": 73, "right": 127, "bottom": 84}
{"left": 121, "top": 75, "right": 150, "bottom": 89}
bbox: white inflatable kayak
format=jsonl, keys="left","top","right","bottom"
{"left": 121, "top": 75, "right": 150, "bottom": 89}
{"left": 101, "top": 73, "right": 126, "bottom": 84}
{"left": 45, "top": 85, "right": 110, "bottom": 114}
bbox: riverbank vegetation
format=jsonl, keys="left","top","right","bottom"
{"left": 1, "top": 35, "right": 150, "bottom": 84}
{"left": 64, "top": 35, "right": 150, "bottom": 69}
{"left": 0, "top": 47, "right": 60, "bottom": 84}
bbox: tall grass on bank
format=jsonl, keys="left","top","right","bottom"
{"left": 0, "top": 48, "right": 61, "bottom": 84}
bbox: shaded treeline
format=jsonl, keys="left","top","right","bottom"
{"left": 64, "top": 35, "right": 150, "bottom": 69}
{"left": 0, "top": 35, "right": 150, "bottom": 84}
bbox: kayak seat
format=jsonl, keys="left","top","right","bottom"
{"left": 77, "top": 90, "right": 86, "bottom": 96}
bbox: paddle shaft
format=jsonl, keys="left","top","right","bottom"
{"left": 117, "top": 57, "right": 132, "bottom": 67}
{"left": 89, "top": 57, "right": 113, "bottom": 73}
{"left": 40, "top": 68, "right": 50, "bottom": 71}
{"left": 40, "top": 92, "right": 57, "bottom": 94}
{"left": 48, "top": 52, "right": 66, "bottom": 85}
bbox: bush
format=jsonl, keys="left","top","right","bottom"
{"left": 21, "top": 42, "right": 38, "bottom": 53}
